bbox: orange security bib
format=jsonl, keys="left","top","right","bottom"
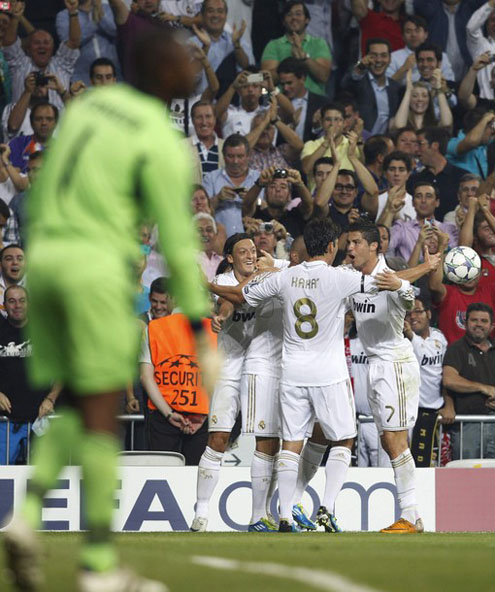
{"left": 147, "top": 314, "right": 216, "bottom": 415}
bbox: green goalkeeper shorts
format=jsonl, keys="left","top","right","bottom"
{"left": 27, "top": 240, "right": 141, "bottom": 394}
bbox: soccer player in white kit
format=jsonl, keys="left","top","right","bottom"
{"left": 209, "top": 219, "right": 403, "bottom": 532}
{"left": 346, "top": 220, "right": 424, "bottom": 533}
{"left": 191, "top": 233, "right": 257, "bottom": 532}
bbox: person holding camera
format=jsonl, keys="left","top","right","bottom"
{"left": 242, "top": 166, "right": 312, "bottom": 238}
{"left": 2, "top": 71, "right": 68, "bottom": 141}
{"left": 2, "top": 0, "right": 80, "bottom": 110}
{"left": 467, "top": 1, "right": 495, "bottom": 100}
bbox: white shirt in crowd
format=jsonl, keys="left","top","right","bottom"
{"left": 410, "top": 328, "right": 448, "bottom": 410}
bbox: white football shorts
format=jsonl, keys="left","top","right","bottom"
{"left": 208, "top": 379, "right": 241, "bottom": 432}
{"left": 241, "top": 373, "right": 280, "bottom": 437}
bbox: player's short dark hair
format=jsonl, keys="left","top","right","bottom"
{"left": 412, "top": 181, "right": 439, "bottom": 200}
{"left": 383, "top": 150, "right": 412, "bottom": 172}
{"left": 201, "top": 0, "right": 227, "bottom": 14}
{"left": 363, "top": 136, "right": 390, "bottom": 165}
{"left": 90, "top": 57, "right": 116, "bottom": 79}
{"left": 222, "top": 133, "right": 250, "bottom": 155}
{"left": 191, "top": 99, "right": 215, "bottom": 119}
{"left": 321, "top": 102, "right": 345, "bottom": 119}
{"left": 30, "top": 102, "right": 58, "bottom": 126}
{"left": 149, "top": 277, "right": 168, "bottom": 295}
{"left": 348, "top": 220, "right": 381, "bottom": 251}
{"left": 313, "top": 156, "right": 334, "bottom": 176}
{"left": 303, "top": 219, "right": 340, "bottom": 257}
{"left": 418, "top": 127, "right": 450, "bottom": 155}
{"left": 365, "top": 37, "right": 391, "bottom": 55}
{"left": 0, "top": 244, "right": 23, "bottom": 261}
{"left": 466, "top": 302, "right": 493, "bottom": 323}
{"left": 403, "top": 14, "right": 428, "bottom": 33}
{"left": 4, "top": 284, "right": 27, "bottom": 304}
{"left": 415, "top": 42, "right": 442, "bottom": 62}
{"left": 277, "top": 57, "right": 307, "bottom": 78}
{"left": 336, "top": 169, "right": 358, "bottom": 187}
{"left": 282, "top": 1, "right": 310, "bottom": 20}
{"left": 223, "top": 232, "right": 252, "bottom": 257}
{"left": 215, "top": 258, "right": 231, "bottom": 275}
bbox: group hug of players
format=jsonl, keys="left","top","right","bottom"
{"left": 190, "top": 217, "right": 440, "bottom": 534}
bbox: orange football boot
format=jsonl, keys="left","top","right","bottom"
{"left": 380, "top": 517, "right": 424, "bottom": 533}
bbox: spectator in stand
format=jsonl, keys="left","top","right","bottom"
{"left": 0, "top": 244, "right": 24, "bottom": 317}
{"left": 387, "top": 14, "right": 455, "bottom": 86}
{"left": 342, "top": 38, "right": 401, "bottom": 135}
{"left": 140, "top": 298, "right": 214, "bottom": 465}
{"left": 415, "top": 42, "right": 458, "bottom": 115}
{"left": 189, "top": 0, "right": 255, "bottom": 95}
{"left": 245, "top": 218, "right": 290, "bottom": 261}
{"left": 301, "top": 102, "right": 362, "bottom": 181}
{"left": 56, "top": 0, "right": 120, "bottom": 85}
{"left": 7, "top": 102, "right": 57, "bottom": 174}
{"left": 363, "top": 134, "right": 394, "bottom": 194}
{"left": 203, "top": 133, "right": 259, "bottom": 237}
{"left": 2, "top": 0, "right": 80, "bottom": 109}
{"left": 446, "top": 107, "right": 495, "bottom": 179}
{"left": 243, "top": 166, "right": 313, "bottom": 238}
{"left": 189, "top": 100, "right": 224, "bottom": 181}
{"left": 404, "top": 295, "right": 450, "bottom": 467}
{"left": 350, "top": 0, "right": 405, "bottom": 57}
{"left": 195, "top": 212, "right": 223, "bottom": 281}
{"left": 376, "top": 150, "right": 416, "bottom": 223}
{"left": 376, "top": 222, "right": 408, "bottom": 269}
{"left": 387, "top": 182, "right": 458, "bottom": 262}
{"left": 2, "top": 72, "right": 67, "bottom": 142}
{"left": 214, "top": 70, "right": 268, "bottom": 138}
{"left": 0, "top": 286, "right": 60, "bottom": 465}
{"left": 428, "top": 232, "right": 495, "bottom": 343}
{"left": 442, "top": 302, "right": 495, "bottom": 459}
{"left": 466, "top": 1, "right": 495, "bottom": 100}
{"left": 191, "top": 183, "right": 226, "bottom": 254}
{"left": 261, "top": 1, "right": 332, "bottom": 97}
{"left": 0, "top": 7, "right": 12, "bottom": 121}
{"left": 409, "top": 127, "right": 469, "bottom": 220}
{"left": 444, "top": 173, "right": 481, "bottom": 226}
{"left": 338, "top": 93, "right": 371, "bottom": 141}
{"left": 139, "top": 276, "right": 170, "bottom": 326}
{"left": 89, "top": 56, "right": 117, "bottom": 86}
{"left": 246, "top": 101, "right": 303, "bottom": 172}
{"left": 414, "top": 0, "right": 486, "bottom": 82}
{"left": 157, "top": 0, "right": 203, "bottom": 29}
{"left": 0, "top": 141, "right": 29, "bottom": 206}
{"left": 389, "top": 70, "right": 453, "bottom": 133}
{"left": 277, "top": 57, "right": 328, "bottom": 142}
{"left": 458, "top": 51, "right": 495, "bottom": 109}
{"left": 394, "top": 127, "right": 421, "bottom": 172}
{"left": 458, "top": 195, "right": 495, "bottom": 288}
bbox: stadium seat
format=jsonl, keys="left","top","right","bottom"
{"left": 117, "top": 451, "right": 186, "bottom": 466}
{"left": 445, "top": 459, "right": 495, "bottom": 469}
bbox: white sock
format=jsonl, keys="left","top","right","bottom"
{"left": 294, "top": 441, "right": 327, "bottom": 504}
{"left": 322, "top": 446, "right": 351, "bottom": 512}
{"left": 277, "top": 450, "right": 299, "bottom": 522}
{"left": 391, "top": 448, "right": 418, "bottom": 524}
{"left": 194, "top": 446, "right": 223, "bottom": 519}
{"left": 250, "top": 451, "right": 275, "bottom": 523}
{"left": 266, "top": 452, "right": 279, "bottom": 518}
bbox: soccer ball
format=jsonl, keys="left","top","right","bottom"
{"left": 443, "top": 246, "right": 481, "bottom": 284}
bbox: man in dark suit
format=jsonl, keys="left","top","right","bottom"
{"left": 277, "top": 57, "right": 328, "bottom": 142}
{"left": 342, "top": 38, "right": 401, "bottom": 135}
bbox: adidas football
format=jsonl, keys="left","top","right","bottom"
{"left": 443, "top": 246, "right": 481, "bottom": 284}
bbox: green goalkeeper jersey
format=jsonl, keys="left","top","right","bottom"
{"left": 27, "top": 84, "right": 209, "bottom": 321}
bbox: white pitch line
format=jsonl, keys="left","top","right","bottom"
{"left": 192, "top": 556, "right": 384, "bottom": 592}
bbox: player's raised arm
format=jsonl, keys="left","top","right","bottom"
{"left": 209, "top": 281, "right": 246, "bottom": 305}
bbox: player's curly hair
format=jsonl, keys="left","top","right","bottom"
{"left": 303, "top": 219, "right": 340, "bottom": 257}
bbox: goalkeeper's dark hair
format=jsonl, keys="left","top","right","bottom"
{"left": 303, "top": 219, "right": 340, "bottom": 257}
{"left": 348, "top": 220, "right": 381, "bottom": 252}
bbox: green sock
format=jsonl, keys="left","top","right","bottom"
{"left": 79, "top": 431, "right": 120, "bottom": 573}
{"left": 22, "top": 408, "right": 83, "bottom": 529}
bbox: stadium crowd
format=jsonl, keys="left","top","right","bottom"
{"left": 0, "top": 0, "right": 494, "bottom": 494}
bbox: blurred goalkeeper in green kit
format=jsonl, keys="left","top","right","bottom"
{"left": 2, "top": 28, "right": 221, "bottom": 592}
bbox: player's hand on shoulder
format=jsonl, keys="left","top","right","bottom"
{"left": 374, "top": 269, "right": 402, "bottom": 291}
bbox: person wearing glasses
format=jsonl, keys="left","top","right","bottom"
{"left": 403, "top": 294, "right": 451, "bottom": 467}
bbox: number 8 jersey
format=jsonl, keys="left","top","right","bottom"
{"left": 242, "top": 261, "right": 376, "bottom": 386}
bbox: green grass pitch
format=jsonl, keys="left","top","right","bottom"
{"left": 1, "top": 532, "right": 495, "bottom": 591}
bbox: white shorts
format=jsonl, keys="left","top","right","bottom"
{"left": 208, "top": 379, "right": 240, "bottom": 432}
{"left": 367, "top": 360, "right": 420, "bottom": 435}
{"left": 280, "top": 379, "right": 357, "bottom": 442}
{"left": 241, "top": 373, "right": 280, "bottom": 437}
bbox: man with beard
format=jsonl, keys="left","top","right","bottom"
{"left": 443, "top": 302, "right": 495, "bottom": 459}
